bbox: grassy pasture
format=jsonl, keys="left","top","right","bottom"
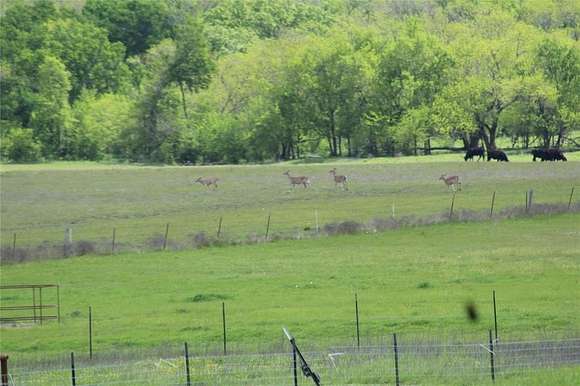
{"left": 1, "top": 214, "right": 579, "bottom": 359}
{"left": 1, "top": 153, "right": 579, "bottom": 250}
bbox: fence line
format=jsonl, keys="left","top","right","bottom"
{"left": 7, "top": 337, "right": 579, "bottom": 386}
{"left": 2, "top": 188, "right": 578, "bottom": 263}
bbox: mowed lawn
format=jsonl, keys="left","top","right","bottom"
{"left": 1, "top": 213, "right": 579, "bottom": 360}
{"left": 1, "top": 153, "right": 580, "bottom": 249}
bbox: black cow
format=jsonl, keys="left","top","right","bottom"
{"left": 464, "top": 147, "right": 485, "bottom": 161}
{"left": 487, "top": 149, "right": 509, "bottom": 162}
{"left": 532, "top": 149, "right": 567, "bottom": 162}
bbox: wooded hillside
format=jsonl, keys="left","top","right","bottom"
{"left": 1, "top": 0, "right": 579, "bottom": 163}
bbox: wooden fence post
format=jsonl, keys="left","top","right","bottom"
{"left": 0, "top": 355, "right": 8, "bottom": 386}
{"left": 64, "top": 228, "right": 73, "bottom": 257}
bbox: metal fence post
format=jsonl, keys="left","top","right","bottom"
{"left": 70, "top": 352, "right": 76, "bottom": 386}
{"left": 222, "top": 302, "right": 227, "bottom": 355}
{"left": 217, "top": 216, "right": 223, "bottom": 238}
{"left": 89, "top": 306, "right": 93, "bottom": 359}
{"left": 393, "top": 333, "right": 400, "bottom": 386}
{"left": 449, "top": 192, "right": 456, "bottom": 219}
{"left": 569, "top": 187, "right": 575, "bottom": 210}
{"left": 265, "top": 213, "right": 271, "bottom": 241}
{"left": 163, "top": 223, "right": 170, "bottom": 250}
{"left": 355, "top": 293, "right": 360, "bottom": 349}
{"left": 184, "top": 342, "right": 191, "bottom": 386}
{"left": 11, "top": 233, "right": 16, "bottom": 261}
{"left": 493, "top": 290, "right": 498, "bottom": 342}
{"left": 111, "top": 228, "right": 116, "bottom": 254}
{"left": 489, "top": 330, "right": 495, "bottom": 382}
{"left": 490, "top": 191, "right": 496, "bottom": 218}
{"left": 292, "top": 344, "right": 298, "bottom": 386}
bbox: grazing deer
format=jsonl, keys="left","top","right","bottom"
{"left": 283, "top": 170, "right": 311, "bottom": 188}
{"left": 195, "top": 177, "right": 219, "bottom": 189}
{"left": 439, "top": 174, "right": 461, "bottom": 191}
{"left": 329, "top": 168, "right": 348, "bottom": 190}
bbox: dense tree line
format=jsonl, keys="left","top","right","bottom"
{"left": 1, "top": 0, "right": 579, "bottom": 163}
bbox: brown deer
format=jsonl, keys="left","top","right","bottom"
{"left": 283, "top": 170, "right": 311, "bottom": 188}
{"left": 329, "top": 168, "right": 348, "bottom": 190}
{"left": 439, "top": 174, "right": 461, "bottom": 191}
{"left": 195, "top": 177, "right": 219, "bottom": 189}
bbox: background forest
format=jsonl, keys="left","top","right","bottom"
{"left": 1, "top": 0, "right": 579, "bottom": 164}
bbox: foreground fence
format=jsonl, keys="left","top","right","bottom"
{"left": 5, "top": 336, "right": 580, "bottom": 385}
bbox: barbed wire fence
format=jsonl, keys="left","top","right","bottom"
{"left": 1, "top": 186, "right": 578, "bottom": 263}
{"left": 5, "top": 336, "right": 580, "bottom": 385}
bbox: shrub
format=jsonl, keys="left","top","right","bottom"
{"left": 1, "top": 128, "right": 42, "bottom": 162}
{"left": 323, "top": 221, "right": 363, "bottom": 235}
{"left": 75, "top": 240, "right": 97, "bottom": 256}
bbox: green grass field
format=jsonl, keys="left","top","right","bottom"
{"left": 1, "top": 153, "right": 579, "bottom": 251}
{"left": 1, "top": 214, "right": 579, "bottom": 355}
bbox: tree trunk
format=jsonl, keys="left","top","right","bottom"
{"left": 179, "top": 82, "right": 189, "bottom": 119}
{"left": 347, "top": 136, "right": 352, "bottom": 157}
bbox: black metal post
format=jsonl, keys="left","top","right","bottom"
{"left": 265, "top": 213, "right": 271, "bottom": 240}
{"left": 525, "top": 191, "right": 529, "bottom": 212}
{"left": 163, "top": 223, "right": 170, "bottom": 250}
{"left": 11, "top": 233, "right": 16, "bottom": 260}
{"left": 184, "top": 342, "right": 191, "bottom": 386}
{"left": 569, "top": 187, "right": 575, "bottom": 210}
{"left": 490, "top": 191, "right": 496, "bottom": 218}
{"left": 449, "top": 192, "right": 456, "bottom": 218}
{"left": 493, "top": 290, "right": 498, "bottom": 342}
{"left": 292, "top": 344, "right": 298, "bottom": 386}
{"left": 222, "top": 302, "right": 227, "bottom": 355}
{"left": 89, "top": 306, "right": 93, "bottom": 359}
{"left": 489, "top": 329, "right": 495, "bottom": 382}
{"left": 528, "top": 189, "right": 534, "bottom": 211}
{"left": 70, "top": 352, "right": 76, "bottom": 386}
{"left": 111, "top": 228, "right": 116, "bottom": 254}
{"left": 355, "top": 293, "right": 360, "bottom": 349}
{"left": 393, "top": 333, "right": 400, "bottom": 386}
{"left": 217, "top": 216, "right": 223, "bottom": 238}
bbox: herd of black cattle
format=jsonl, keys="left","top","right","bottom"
{"left": 464, "top": 147, "right": 567, "bottom": 162}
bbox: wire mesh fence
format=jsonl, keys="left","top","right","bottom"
{"left": 2, "top": 189, "right": 579, "bottom": 264}
{"left": 6, "top": 337, "right": 580, "bottom": 385}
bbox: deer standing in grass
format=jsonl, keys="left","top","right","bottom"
{"left": 283, "top": 170, "right": 311, "bottom": 188}
{"left": 329, "top": 168, "right": 348, "bottom": 190}
{"left": 439, "top": 174, "right": 461, "bottom": 192}
{"left": 195, "top": 177, "right": 219, "bottom": 189}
